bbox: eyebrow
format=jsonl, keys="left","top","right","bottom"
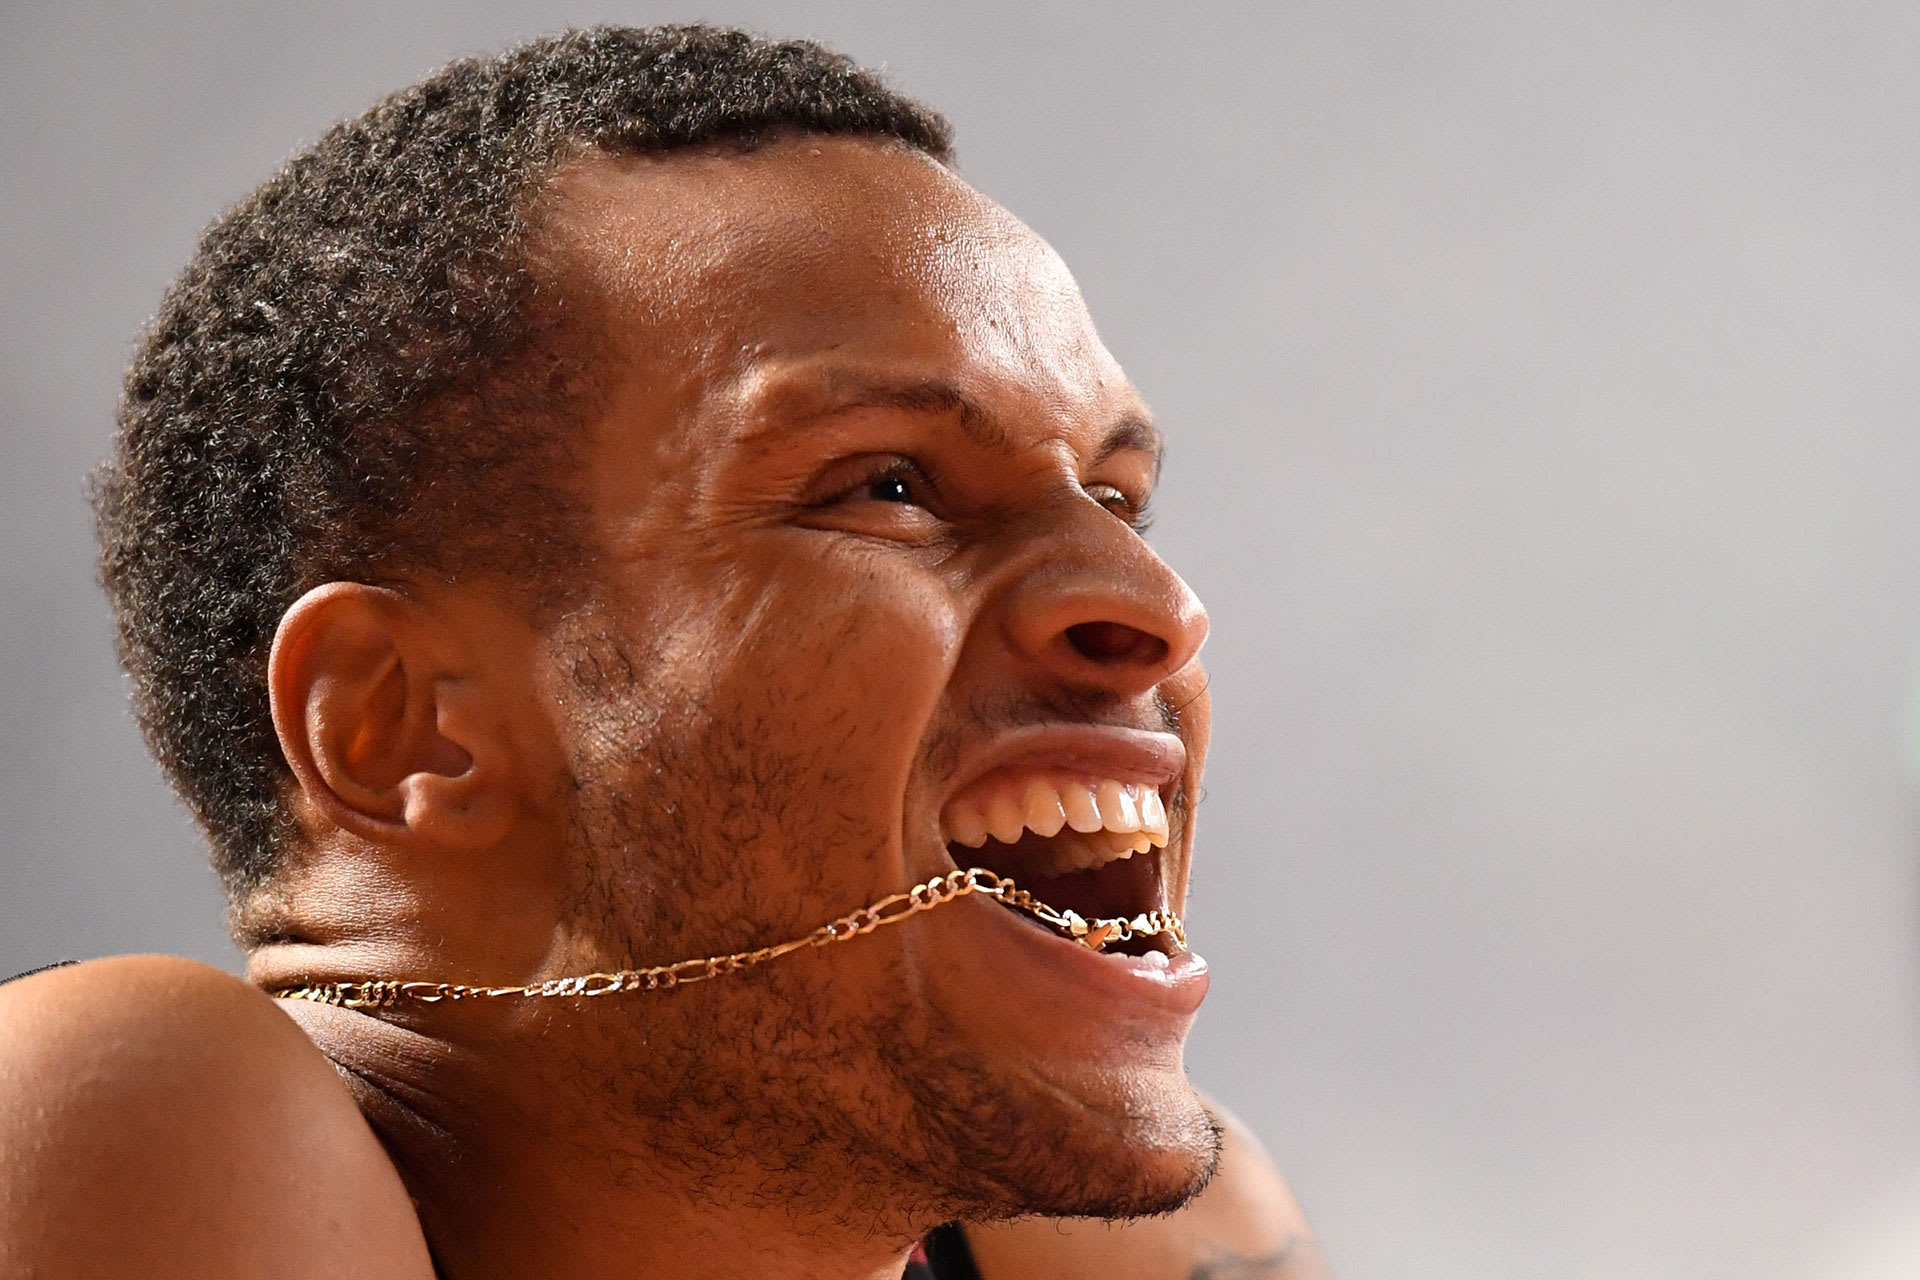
{"left": 803, "top": 373, "right": 1165, "bottom": 477}
{"left": 819, "top": 377, "right": 1011, "bottom": 452}
{"left": 1090, "top": 414, "right": 1165, "bottom": 481}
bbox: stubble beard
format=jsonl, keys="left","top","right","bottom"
{"left": 553, "top": 622, "right": 1219, "bottom": 1234}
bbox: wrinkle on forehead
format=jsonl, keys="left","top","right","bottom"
{"left": 538, "top": 135, "right": 1126, "bottom": 419}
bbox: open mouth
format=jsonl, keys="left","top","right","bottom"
{"left": 940, "top": 774, "right": 1181, "bottom": 959}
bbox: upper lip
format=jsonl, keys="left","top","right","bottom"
{"left": 938, "top": 723, "right": 1187, "bottom": 811}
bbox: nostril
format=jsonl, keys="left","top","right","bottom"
{"left": 1064, "top": 620, "right": 1170, "bottom": 667}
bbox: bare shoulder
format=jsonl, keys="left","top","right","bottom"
{"left": 965, "top": 1098, "right": 1332, "bottom": 1280}
{"left": 0, "top": 955, "right": 433, "bottom": 1279}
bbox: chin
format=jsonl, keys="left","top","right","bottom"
{"left": 1016, "top": 1076, "right": 1223, "bottom": 1221}
{"left": 885, "top": 1033, "right": 1223, "bottom": 1224}
{"left": 1023, "top": 1141, "right": 1220, "bottom": 1222}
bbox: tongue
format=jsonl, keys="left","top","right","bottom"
{"left": 1018, "top": 865, "right": 1140, "bottom": 922}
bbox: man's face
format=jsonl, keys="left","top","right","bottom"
{"left": 536, "top": 136, "right": 1215, "bottom": 1222}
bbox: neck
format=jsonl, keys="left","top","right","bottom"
{"left": 277, "top": 998, "right": 928, "bottom": 1280}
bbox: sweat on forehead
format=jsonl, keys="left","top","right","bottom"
{"left": 536, "top": 136, "right": 1121, "bottom": 403}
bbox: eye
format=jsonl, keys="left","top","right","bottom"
{"left": 828, "top": 458, "right": 936, "bottom": 510}
{"left": 1085, "top": 481, "right": 1155, "bottom": 533}
{"left": 864, "top": 473, "right": 919, "bottom": 505}
{"left": 800, "top": 455, "right": 948, "bottom": 543}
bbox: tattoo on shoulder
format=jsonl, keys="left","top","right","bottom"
{"left": 1191, "top": 1233, "right": 1326, "bottom": 1279}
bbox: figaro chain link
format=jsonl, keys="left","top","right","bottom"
{"left": 270, "top": 868, "right": 1187, "bottom": 1010}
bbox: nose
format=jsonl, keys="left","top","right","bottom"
{"left": 998, "top": 508, "right": 1209, "bottom": 699}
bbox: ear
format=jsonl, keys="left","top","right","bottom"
{"left": 268, "top": 582, "right": 517, "bottom": 852}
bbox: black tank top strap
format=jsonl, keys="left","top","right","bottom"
{"left": 905, "top": 1223, "right": 983, "bottom": 1280}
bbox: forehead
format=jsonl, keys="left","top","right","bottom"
{"left": 541, "top": 136, "right": 1138, "bottom": 432}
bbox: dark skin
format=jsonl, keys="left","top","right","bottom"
{"left": 0, "top": 137, "right": 1329, "bottom": 1279}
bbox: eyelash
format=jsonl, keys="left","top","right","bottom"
{"left": 1089, "top": 483, "right": 1155, "bottom": 533}
{"left": 835, "top": 457, "right": 938, "bottom": 507}
{"left": 820, "top": 457, "right": 1154, "bottom": 534}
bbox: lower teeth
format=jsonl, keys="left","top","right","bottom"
{"left": 1139, "top": 950, "right": 1170, "bottom": 969}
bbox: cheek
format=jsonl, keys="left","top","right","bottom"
{"left": 707, "top": 550, "right": 960, "bottom": 706}
{"left": 657, "top": 548, "right": 965, "bottom": 887}
{"left": 745, "top": 561, "right": 959, "bottom": 774}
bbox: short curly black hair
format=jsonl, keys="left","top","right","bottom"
{"left": 93, "top": 25, "right": 953, "bottom": 899}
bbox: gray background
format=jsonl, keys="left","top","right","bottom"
{"left": 5, "top": 2, "right": 1920, "bottom": 1276}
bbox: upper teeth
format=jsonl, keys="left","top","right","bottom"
{"left": 941, "top": 776, "right": 1170, "bottom": 854}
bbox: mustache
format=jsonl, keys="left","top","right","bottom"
{"left": 916, "top": 685, "right": 1184, "bottom": 786}
{"left": 968, "top": 686, "right": 1179, "bottom": 736}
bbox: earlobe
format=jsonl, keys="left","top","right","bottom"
{"left": 269, "top": 582, "right": 514, "bottom": 852}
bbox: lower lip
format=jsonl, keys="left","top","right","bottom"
{"left": 971, "top": 893, "right": 1210, "bottom": 1017}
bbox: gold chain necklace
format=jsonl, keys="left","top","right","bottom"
{"left": 269, "top": 867, "right": 1187, "bottom": 1009}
